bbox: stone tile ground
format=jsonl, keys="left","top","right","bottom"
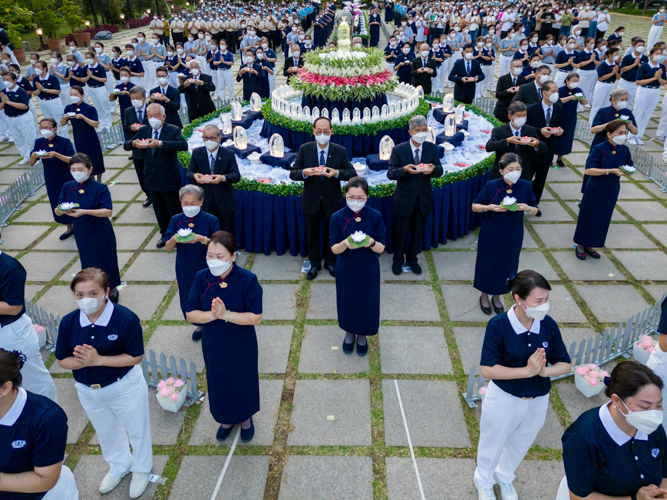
{"left": 0, "top": 11, "right": 665, "bottom": 500}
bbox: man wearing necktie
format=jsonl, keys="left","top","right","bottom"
{"left": 177, "top": 60, "right": 216, "bottom": 122}
{"left": 289, "top": 117, "right": 356, "bottom": 280}
{"left": 448, "top": 44, "right": 485, "bottom": 104}
{"left": 493, "top": 60, "right": 527, "bottom": 123}
{"left": 236, "top": 49, "right": 264, "bottom": 101}
{"left": 149, "top": 66, "right": 183, "bottom": 127}
{"left": 283, "top": 43, "right": 304, "bottom": 78}
{"left": 186, "top": 125, "right": 240, "bottom": 232}
{"left": 410, "top": 43, "right": 438, "bottom": 95}
{"left": 124, "top": 87, "right": 152, "bottom": 207}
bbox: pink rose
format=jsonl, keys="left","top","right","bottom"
{"left": 159, "top": 387, "right": 171, "bottom": 398}
{"left": 642, "top": 335, "right": 652, "bottom": 342}
{"left": 589, "top": 378, "right": 599, "bottom": 387}
{"left": 588, "top": 370, "right": 599, "bottom": 379}
{"left": 157, "top": 380, "right": 167, "bottom": 389}
{"left": 166, "top": 377, "right": 175, "bottom": 385}
{"left": 479, "top": 387, "right": 487, "bottom": 395}
{"left": 583, "top": 375, "right": 591, "bottom": 382}
{"left": 174, "top": 379, "right": 185, "bottom": 388}
{"left": 575, "top": 366, "right": 588, "bottom": 375}
{"left": 34, "top": 325, "right": 45, "bottom": 333}
{"left": 600, "top": 370, "right": 609, "bottom": 377}
{"left": 648, "top": 346, "right": 655, "bottom": 354}
{"left": 587, "top": 363, "right": 597, "bottom": 370}
{"left": 169, "top": 392, "right": 179, "bottom": 402}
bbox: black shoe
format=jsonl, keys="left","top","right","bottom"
{"left": 59, "top": 230, "right": 74, "bottom": 240}
{"left": 326, "top": 265, "right": 335, "bottom": 277}
{"left": 392, "top": 261, "right": 403, "bottom": 276}
{"left": 492, "top": 299, "right": 504, "bottom": 315}
{"left": 556, "top": 159, "right": 565, "bottom": 167}
{"left": 356, "top": 340, "right": 368, "bottom": 356}
{"left": 108, "top": 288, "right": 119, "bottom": 304}
{"left": 216, "top": 425, "right": 234, "bottom": 441}
{"left": 128, "top": 155, "right": 133, "bottom": 160}
{"left": 409, "top": 262, "right": 422, "bottom": 275}
{"left": 142, "top": 198, "right": 152, "bottom": 208}
{"left": 306, "top": 265, "right": 320, "bottom": 280}
{"left": 192, "top": 329, "right": 202, "bottom": 341}
{"left": 534, "top": 209, "right": 542, "bottom": 217}
{"left": 241, "top": 417, "right": 254, "bottom": 443}
{"left": 479, "top": 296, "right": 492, "bottom": 315}
{"left": 343, "top": 336, "right": 354, "bottom": 354}
{"left": 156, "top": 238, "right": 166, "bottom": 249}
{"left": 584, "top": 247, "right": 601, "bottom": 259}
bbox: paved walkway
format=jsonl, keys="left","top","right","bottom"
{"left": 1, "top": 10, "right": 667, "bottom": 500}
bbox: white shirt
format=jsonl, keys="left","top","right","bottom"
{"left": 79, "top": 299, "right": 114, "bottom": 327}
{"left": 507, "top": 304, "right": 541, "bottom": 334}
{"left": 599, "top": 403, "right": 648, "bottom": 446}
{"left": 409, "top": 139, "right": 425, "bottom": 163}
{"left": 0, "top": 387, "right": 27, "bottom": 427}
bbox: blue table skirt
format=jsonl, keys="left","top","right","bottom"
{"left": 260, "top": 151, "right": 298, "bottom": 170}
{"left": 231, "top": 114, "right": 254, "bottom": 130}
{"left": 260, "top": 120, "right": 412, "bottom": 159}
{"left": 231, "top": 170, "right": 489, "bottom": 256}
{"left": 433, "top": 107, "right": 454, "bottom": 124}
{"left": 436, "top": 131, "right": 465, "bottom": 147}
{"left": 300, "top": 94, "right": 389, "bottom": 115}
{"left": 227, "top": 144, "right": 262, "bottom": 158}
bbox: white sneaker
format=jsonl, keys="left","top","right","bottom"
{"left": 635, "top": 138, "right": 645, "bottom": 145}
{"left": 656, "top": 136, "right": 666, "bottom": 141}
{"left": 584, "top": 103, "right": 591, "bottom": 108}
{"left": 628, "top": 137, "right": 638, "bottom": 145}
{"left": 129, "top": 472, "right": 150, "bottom": 498}
{"left": 18, "top": 157, "right": 30, "bottom": 165}
{"left": 474, "top": 477, "right": 497, "bottom": 500}
{"left": 494, "top": 474, "right": 519, "bottom": 500}
{"left": 99, "top": 470, "right": 130, "bottom": 494}
{"left": 0, "top": 134, "right": 8, "bottom": 142}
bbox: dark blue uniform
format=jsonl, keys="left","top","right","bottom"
{"left": 85, "top": 64, "right": 107, "bottom": 88}
{"left": 577, "top": 50, "right": 599, "bottom": 71}
{"left": 31, "top": 136, "right": 76, "bottom": 224}
{"left": 636, "top": 62, "right": 664, "bottom": 88}
{"left": 369, "top": 13, "right": 381, "bottom": 47}
{"left": 257, "top": 59, "right": 273, "bottom": 98}
{"left": 620, "top": 54, "right": 649, "bottom": 83}
{"left": 186, "top": 265, "right": 262, "bottom": 424}
{"left": 236, "top": 62, "right": 264, "bottom": 102}
{"left": 473, "top": 178, "right": 537, "bottom": 296}
{"left": 573, "top": 141, "right": 633, "bottom": 248}
{"left": 384, "top": 45, "right": 399, "bottom": 64}
{"left": 555, "top": 50, "right": 578, "bottom": 72}
{"left": 591, "top": 105, "right": 637, "bottom": 147}
{"left": 596, "top": 59, "right": 618, "bottom": 82}
{"left": 64, "top": 101, "right": 105, "bottom": 176}
{"left": 57, "top": 178, "right": 120, "bottom": 288}
{"left": 110, "top": 57, "right": 126, "bottom": 80}
{"left": 113, "top": 81, "right": 136, "bottom": 133}
{"left": 1, "top": 87, "right": 30, "bottom": 118}
{"left": 33, "top": 76, "right": 60, "bottom": 102}
{"left": 0, "top": 251, "right": 27, "bottom": 327}
{"left": 554, "top": 85, "right": 583, "bottom": 155}
{"left": 394, "top": 53, "right": 415, "bottom": 84}
{"left": 329, "top": 205, "right": 387, "bottom": 336}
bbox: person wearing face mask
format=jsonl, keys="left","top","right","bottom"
{"left": 254, "top": 48, "right": 273, "bottom": 98}
{"left": 472, "top": 154, "right": 539, "bottom": 316}
{"left": 149, "top": 66, "right": 182, "bottom": 128}
{"left": 178, "top": 60, "right": 216, "bottom": 122}
{"left": 150, "top": 14, "right": 165, "bottom": 45}
{"left": 186, "top": 231, "right": 263, "bottom": 443}
{"left": 109, "top": 46, "right": 126, "bottom": 92}
{"left": 494, "top": 60, "right": 528, "bottom": 122}
{"left": 236, "top": 49, "right": 264, "bottom": 101}
{"left": 618, "top": 39, "right": 649, "bottom": 109}
{"left": 123, "top": 43, "right": 145, "bottom": 86}
{"left": 0, "top": 72, "right": 37, "bottom": 166}
{"left": 212, "top": 41, "right": 235, "bottom": 101}
{"left": 475, "top": 270, "right": 571, "bottom": 500}
{"left": 607, "top": 26, "right": 626, "bottom": 51}
{"left": 146, "top": 35, "right": 167, "bottom": 87}
{"left": 164, "top": 185, "right": 220, "bottom": 341}
{"left": 558, "top": 362, "right": 667, "bottom": 500}
{"left": 554, "top": 72, "right": 588, "bottom": 166}
{"left": 410, "top": 42, "right": 438, "bottom": 95}
{"left": 329, "top": 177, "right": 386, "bottom": 356}
{"left": 368, "top": 8, "right": 382, "bottom": 47}
{"left": 387, "top": 115, "right": 443, "bottom": 276}
{"left": 56, "top": 267, "right": 152, "bottom": 498}
{"left": 30, "top": 61, "right": 68, "bottom": 140}
{"left": 572, "top": 120, "right": 632, "bottom": 259}
{"left": 588, "top": 46, "right": 621, "bottom": 123}
{"left": 124, "top": 104, "right": 188, "bottom": 247}
{"left": 448, "top": 43, "right": 485, "bottom": 103}
{"left": 498, "top": 28, "right": 519, "bottom": 77}
{"left": 80, "top": 51, "right": 113, "bottom": 133}
{"left": 283, "top": 43, "right": 304, "bottom": 77}
{"left": 629, "top": 46, "right": 666, "bottom": 146}
{"left": 110, "top": 67, "right": 136, "bottom": 139}
{"left": 122, "top": 86, "right": 150, "bottom": 206}
{"left": 260, "top": 39, "right": 278, "bottom": 92}
{"left": 67, "top": 42, "right": 85, "bottom": 63}
{"left": 135, "top": 32, "right": 156, "bottom": 88}
{"left": 552, "top": 36, "right": 579, "bottom": 88}
{"left": 590, "top": 88, "right": 638, "bottom": 150}
{"left": 394, "top": 42, "right": 416, "bottom": 84}
{"left": 171, "top": 15, "right": 185, "bottom": 45}
{"left": 648, "top": 8, "right": 667, "bottom": 52}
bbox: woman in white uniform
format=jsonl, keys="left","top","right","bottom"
{"left": 589, "top": 46, "right": 621, "bottom": 125}
{"left": 92, "top": 42, "right": 115, "bottom": 114}
{"left": 81, "top": 51, "right": 112, "bottom": 133}
{"left": 0, "top": 72, "right": 38, "bottom": 166}
{"left": 32, "top": 61, "right": 67, "bottom": 139}
{"left": 49, "top": 52, "right": 71, "bottom": 111}
{"left": 0, "top": 349, "right": 78, "bottom": 500}
{"left": 630, "top": 46, "right": 666, "bottom": 146}
{"left": 55, "top": 268, "right": 152, "bottom": 499}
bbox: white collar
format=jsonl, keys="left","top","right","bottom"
{"left": 599, "top": 402, "right": 648, "bottom": 445}
{"left": 542, "top": 100, "right": 553, "bottom": 112}
{"left": 649, "top": 61, "right": 659, "bottom": 69}
{"left": 0, "top": 387, "right": 27, "bottom": 427}
{"left": 509, "top": 122, "right": 522, "bottom": 135}
{"left": 152, "top": 125, "right": 164, "bottom": 137}
{"left": 79, "top": 299, "right": 114, "bottom": 327}
{"left": 507, "top": 304, "right": 540, "bottom": 334}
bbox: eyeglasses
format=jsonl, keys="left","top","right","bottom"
{"left": 346, "top": 196, "right": 367, "bottom": 202}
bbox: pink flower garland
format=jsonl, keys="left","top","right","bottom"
{"left": 296, "top": 68, "right": 393, "bottom": 88}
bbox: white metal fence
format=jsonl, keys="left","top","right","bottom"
{"left": 0, "top": 161, "right": 45, "bottom": 232}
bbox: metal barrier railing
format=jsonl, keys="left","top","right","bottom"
{"left": 461, "top": 294, "right": 665, "bottom": 408}
{"left": 0, "top": 161, "right": 45, "bottom": 232}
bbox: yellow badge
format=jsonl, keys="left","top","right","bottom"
{"left": 188, "top": 223, "right": 194, "bottom": 227}
{"left": 507, "top": 189, "right": 512, "bottom": 194}
{"left": 76, "top": 108, "right": 80, "bottom": 112}
{"left": 615, "top": 113, "right": 619, "bottom": 117}
{"left": 355, "top": 217, "right": 361, "bottom": 222}
{"left": 612, "top": 151, "right": 616, "bottom": 154}
{"left": 78, "top": 189, "right": 84, "bottom": 193}
{"left": 219, "top": 282, "right": 228, "bottom": 288}
{"left": 48, "top": 144, "right": 53, "bottom": 148}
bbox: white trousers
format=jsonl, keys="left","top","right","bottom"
{"left": 195, "top": 56, "right": 209, "bottom": 76}
{"left": 269, "top": 72, "right": 277, "bottom": 94}
{"left": 498, "top": 55, "right": 512, "bottom": 79}
{"left": 29, "top": 99, "right": 38, "bottom": 123}
{"left": 0, "top": 315, "right": 57, "bottom": 401}
{"left": 663, "top": 136, "right": 667, "bottom": 164}
{"left": 544, "top": 64, "right": 555, "bottom": 80}
{"left": 0, "top": 109, "right": 10, "bottom": 139}
{"left": 43, "top": 465, "right": 78, "bottom": 500}
{"left": 554, "top": 476, "right": 570, "bottom": 500}
{"left": 59, "top": 83, "right": 72, "bottom": 110}
{"left": 655, "top": 91, "right": 667, "bottom": 139}
{"left": 578, "top": 69, "right": 597, "bottom": 106}
{"left": 105, "top": 71, "right": 116, "bottom": 111}
{"left": 474, "top": 381, "right": 550, "bottom": 488}
{"left": 589, "top": 81, "right": 615, "bottom": 127}
{"left": 75, "top": 365, "right": 153, "bottom": 477}
{"left": 489, "top": 60, "right": 497, "bottom": 90}
{"left": 168, "top": 71, "right": 179, "bottom": 88}
{"left": 442, "top": 58, "right": 452, "bottom": 87}
{"left": 631, "top": 86, "right": 661, "bottom": 139}
{"left": 38, "top": 98, "right": 69, "bottom": 139}
{"left": 479, "top": 65, "right": 493, "bottom": 96}
{"left": 8, "top": 112, "right": 38, "bottom": 160}
{"left": 217, "top": 69, "right": 235, "bottom": 101}
{"left": 130, "top": 76, "right": 144, "bottom": 87}
{"left": 647, "top": 344, "right": 667, "bottom": 425}
{"left": 85, "top": 86, "right": 112, "bottom": 132}
{"left": 647, "top": 25, "right": 663, "bottom": 51}
{"left": 143, "top": 60, "right": 157, "bottom": 90}
{"left": 617, "top": 78, "right": 638, "bottom": 108}
{"left": 553, "top": 70, "right": 568, "bottom": 89}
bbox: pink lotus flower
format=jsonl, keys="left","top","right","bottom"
{"left": 166, "top": 377, "right": 175, "bottom": 385}
{"left": 174, "top": 379, "right": 185, "bottom": 388}
{"left": 34, "top": 325, "right": 45, "bottom": 333}
{"left": 159, "top": 387, "right": 171, "bottom": 398}
{"left": 648, "top": 346, "right": 655, "bottom": 354}
{"left": 589, "top": 378, "right": 600, "bottom": 387}
{"left": 600, "top": 370, "right": 609, "bottom": 377}
{"left": 575, "top": 366, "right": 589, "bottom": 376}
{"left": 157, "top": 380, "right": 167, "bottom": 389}
{"left": 588, "top": 369, "right": 599, "bottom": 379}
{"left": 169, "top": 392, "right": 179, "bottom": 402}
{"left": 478, "top": 387, "right": 487, "bottom": 395}
{"left": 583, "top": 375, "right": 591, "bottom": 382}
{"left": 587, "top": 363, "right": 597, "bottom": 369}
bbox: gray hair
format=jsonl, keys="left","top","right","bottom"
{"left": 179, "top": 184, "right": 204, "bottom": 201}
{"left": 146, "top": 103, "right": 164, "bottom": 116}
{"left": 610, "top": 88, "right": 629, "bottom": 102}
{"left": 203, "top": 124, "right": 221, "bottom": 137}
{"left": 129, "top": 86, "right": 146, "bottom": 97}
{"left": 409, "top": 115, "right": 427, "bottom": 130}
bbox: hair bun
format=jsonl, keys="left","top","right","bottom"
{"left": 10, "top": 350, "right": 26, "bottom": 369}
{"left": 603, "top": 376, "right": 611, "bottom": 386}
{"left": 505, "top": 272, "right": 517, "bottom": 290}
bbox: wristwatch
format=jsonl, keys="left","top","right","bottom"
{"left": 369, "top": 239, "right": 376, "bottom": 249}
{"left": 158, "top": 140, "right": 163, "bottom": 148}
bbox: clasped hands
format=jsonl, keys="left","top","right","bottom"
{"left": 525, "top": 348, "right": 549, "bottom": 378}
{"left": 211, "top": 297, "right": 228, "bottom": 320}
{"left": 194, "top": 173, "right": 226, "bottom": 184}
{"left": 303, "top": 166, "right": 338, "bottom": 178}
{"left": 507, "top": 136, "right": 539, "bottom": 147}
{"left": 73, "top": 344, "right": 100, "bottom": 367}
{"left": 541, "top": 126, "right": 564, "bottom": 138}
{"left": 461, "top": 76, "right": 479, "bottom": 83}
{"left": 403, "top": 163, "right": 435, "bottom": 174}
{"left": 132, "top": 138, "right": 160, "bottom": 149}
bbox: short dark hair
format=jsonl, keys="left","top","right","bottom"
{"left": 345, "top": 176, "right": 369, "bottom": 195}
{"left": 506, "top": 270, "right": 551, "bottom": 299}
{"left": 604, "top": 119, "right": 628, "bottom": 136}
{"left": 209, "top": 230, "right": 238, "bottom": 255}
{"left": 615, "top": 26, "right": 625, "bottom": 32}
{"left": 508, "top": 101, "right": 527, "bottom": 115}
{"left": 536, "top": 64, "right": 551, "bottom": 74}
{"left": 499, "top": 152, "right": 522, "bottom": 170}
{"left": 69, "top": 152, "right": 93, "bottom": 170}
{"left": 71, "top": 267, "right": 110, "bottom": 292}
{"left": 0, "top": 348, "right": 23, "bottom": 390}
{"left": 156, "top": 66, "right": 169, "bottom": 76}
{"left": 313, "top": 116, "right": 332, "bottom": 130}
{"left": 565, "top": 71, "right": 580, "bottom": 82}
{"left": 462, "top": 43, "right": 473, "bottom": 51}
{"left": 605, "top": 360, "right": 663, "bottom": 400}
{"left": 70, "top": 85, "right": 85, "bottom": 96}
{"left": 40, "top": 118, "right": 58, "bottom": 128}
{"left": 542, "top": 81, "right": 557, "bottom": 93}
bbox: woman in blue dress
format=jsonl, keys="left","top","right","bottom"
{"left": 330, "top": 177, "right": 386, "bottom": 356}
{"left": 472, "top": 153, "right": 538, "bottom": 315}
{"left": 186, "top": 231, "right": 263, "bottom": 443}
{"left": 60, "top": 85, "right": 106, "bottom": 181}
{"left": 109, "top": 67, "right": 135, "bottom": 140}
{"left": 385, "top": 0, "right": 393, "bottom": 23}
{"left": 559, "top": 361, "right": 667, "bottom": 500}
{"left": 573, "top": 120, "right": 632, "bottom": 261}
{"left": 29, "top": 118, "right": 75, "bottom": 240}
{"left": 0, "top": 349, "right": 78, "bottom": 500}
{"left": 164, "top": 185, "right": 220, "bottom": 342}
{"left": 394, "top": 42, "right": 415, "bottom": 84}
{"left": 589, "top": 87, "right": 638, "bottom": 148}
{"left": 369, "top": 8, "right": 382, "bottom": 47}
{"left": 254, "top": 47, "right": 273, "bottom": 99}
{"left": 55, "top": 153, "right": 121, "bottom": 301}
{"left": 554, "top": 72, "right": 589, "bottom": 167}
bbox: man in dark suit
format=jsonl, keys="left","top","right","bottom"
{"left": 387, "top": 115, "right": 443, "bottom": 276}
{"left": 448, "top": 44, "right": 485, "bottom": 104}
{"left": 124, "top": 103, "right": 188, "bottom": 247}
{"left": 289, "top": 117, "right": 355, "bottom": 280}
{"left": 149, "top": 66, "right": 183, "bottom": 128}
{"left": 283, "top": 43, "right": 304, "bottom": 78}
{"left": 493, "top": 60, "right": 526, "bottom": 123}
{"left": 186, "top": 124, "right": 240, "bottom": 232}
{"left": 486, "top": 101, "right": 546, "bottom": 181}
{"left": 526, "top": 81, "right": 564, "bottom": 207}
{"left": 410, "top": 43, "right": 438, "bottom": 95}
{"left": 236, "top": 49, "right": 265, "bottom": 102}
{"left": 178, "top": 60, "right": 216, "bottom": 123}
{"left": 124, "top": 86, "right": 151, "bottom": 207}
{"left": 511, "top": 64, "right": 551, "bottom": 106}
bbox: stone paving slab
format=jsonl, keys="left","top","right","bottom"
{"left": 278, "top": 456, "right": 373, "bottom": 500}
{"left": 616, "top": 183, "right": 655, "bottom": 200}
{"left": 644, "top": 285, "right": 667, "bottom": 303}
{"left": 532, "top": 224, "right": 577, "bottom": 249}
{"left": 251, "top": 252, "right": 305, "bottom": 280}
{"left": 379, "top": 326, "right": 452, "bottom": 374}
{"left": 108, "top": 184, "right": 142, "bottom": 203}
{"left": 189, "top": 380, "right": 284, "bottom": 446}
{"left": 551, "top": 251, "right": 625, "bottom": 281}
{"left": 14, "top": 203, "right": 55, "bottom": 223}
{"left": 145, "top": 325, "right": 205, "bottom": 372}
{"left": 517, "top": 251, "right": 559, "bottom": 281}
{"left": 35, "top": 285, "right": 79, "bottom": 319}
{"left": 442, "top": 284, "right": 497, "bottom": 323}
{"left": 643, "top": 224, "right": 667, "bottom": 247}
{"left": 575, "top": 284, "right": 649, "bottom": 324}
{"left": 543, "top": 167, "right": 582, "bottom": 182}
{"left": 115, "top": 203, "right": 161, "bottom": 224}
{"left": 0, "top": 224, "right": 49, "bottom": 250}
{"left": 386, "top": 457, "right": 477, "bottom": 500}
{"left": 0, "top": 168, "right": 23, "bottom": 184}
{"left": 123, "top": 252, "right": 176, "bottom": 281}
{"left": 262, "top": 284, "right": 300, "bottom": 320}
{"left": 103, "top": 155, "right": 134, "bottom": 170}
{"left": 169, "top": 455, "right": 269, "bottom": 500}
{"left": 381, "top": 284, "right": 441, "bottom": 321}
{"left": 612, "top": 250, "right": 667, "bottom": 281}
{"left": 62, "top": 252, "right": 134, "bottom": 282}
{"left": 54, "top": 377, "right": 88, "bottom": 444}
{"left": 556, "top": 380, "right": 609, "bottom": 423}
{"left": 453, "top": 327, "right": 486, "bottom": 373}
{"left": 604, "top": 224, "right": 658, "bottom": 249}
{"left": 256, "top": 325, "right": 293, "bottom": 373}
{"left": 565, "top": 201, "right": 628, "bottom": 221}
{"left": 116, "top": 284, "right": 171, "bottom": 321}
{"left": 379, "top": 252, "right": 430, "bottom": 280}
{"left": 560, "top": 328, "right": 600, "bottom": 355}
{"left": 514, "top": 460, "right": 565, "bottom": 500}
{"left": 522, "top": 230, "right": 539, "bottom": 249}
{"left": 432, "top": 250, "right": 476, "bottom": 281}
{"left": 298, "top": 325, "right": 370, "bottom": 374}
{"left": 382, "top": 379, "right": 471, "bottom": 448}
{"left": 288, "top": 379, "right": 372, "bottom": 446}
{"left": 160, "top": 294, "right": 187, "bottom": 321}
{"left": 33, "top": 228, "right": 80, "bottom": 251}
{"left": 20, "top": 251, "right": 76, "bottom": 282}
{"left": 111, "top": 226, "right": 156, "bottom": 251}
{"left": 531, "top": 201, "right": 574, "bottom": 222}
{"left": 112, "top": 169, "right": 141, "bottom": 183}
{"left": 438, "top": 232, "right": 478, "bottom": 249}
{"left": 306, "top": 283, "right": 337, "bottom": 319}
{"left": 546, "top": 285, "right": 588, "bottom": 324}
{"left": 618, "top": 201, "right": 667, "bottom": 221}
{"left": 548, "top": 182, "right": 584, "bottom": 201}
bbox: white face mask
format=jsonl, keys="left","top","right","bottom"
{"left": 72, "top": 95, "right": 83, "bottom": 103}
{"left": 207, "top": 258, "right": 232, "bottom": 276}
{"left": 521, "top": 300, "right": 550, "bottom": 321}
{"left": 621, "top": 399, "right": 663, "bottom": 435}
{"left": 548, "top": 92, "right": 559, "bottom": 103}
{"left": 148, "top": 117, "right": 162, "bottom": 129}
{"left": 120, "top": 76, "right": 130, "bottom": 84}
{"left": 512, "top": 66, "right": 523, "bottom": 76}
{"left": 421, "top": 50, "right": 430, "bottom": 58}
{"left": 612, "top": 134, "right": 627, "bottom": 145}
{"left": 568, "top": 43, "right": 575, "bottom": 50}
{"left": 530, "top": 61, "right": 539, "bottom": 68}
{"left": 636, "top": 46, "right": 645, "bottom": 53}
{"left": 69, "top": 47, "right": 76, "bottom": 52}
{"left": 503, "top": 170, "right": 521, "bottom": 184}
{"left": 76, "top": 296, "right": 106, "bottom": 315}
{"left": 138, "top": 37, "right": 145, "bottom": 43}
{"left": 50, "top": 58, "right": 58, "bottom": 65}
{"left": 177, "top": 48, "right": 184, "bottom": 54}
{"left": 126, "top": 51, "right": 134, "bottom": 57}
{"left": 539, "top": 74, "right": 550, "bottom": 83}
{"left": 613, "top": 54, "right": 620, "bottom": 61}
{"left": 653, "top": 55, "right": 663, "bottom": 63}
{"left": 292, "top": 51, "right": 300, "bottom": 58}
{"left": 477, "top": 42, "right": 483, "bottom": 48}
{"left": 412, "top": 131, "right": 428, "bottom": 144}
{"left": 262, "top": 44, "right": 268, "bottom": 49}
{"left": 191, "top": 68, "right": 200, "bottom": 76}
{"left": 95, "top": 47, "right": 103, "bottom": 54}
{"left": 347, "top": 199, "right": 366, "bottom": 212}
{"left": 464, "top": 52, "right": 473, "bottom": 60}
{"left": 71, "top": 170, "right": 89, "bottom": 183}
{"left": 40, "top": 129, "right": 55, "bottom": 139}
{"left": 35, "top": 69, "right": 43, "bottom": 76}
{"left": 158, "top": 76, "right": 170, "bottom": 85}
{"left": 204, "top": 140, "right": 219, "bottom": 151}
{"left": 183, "top": 205, "right": 201, "bottom": 217}
{"left": 513, "top": 116, "right": 527, "bottom": 127}
{"left": 403, "top": 48, "right": 410, "bottom": 54}
{"left": 315, "top": 133, "right": 330, "bottom": 145}
{"left": 615, "top": 100, "right": 628, "bottom": 110}
{"left": 131, "top": 99, "right": 144, "bottom": 109}
{"left": 521, "top": 45, "right": 528, "bottom": 51}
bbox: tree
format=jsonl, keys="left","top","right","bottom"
{"left": 60, "top": 0, "right": 84, "bottom": 32}
{"left": 0, "top": 0, "right": 35, "bottom": 45}
{"left": 34, "top": 9, "right": 63, "bottom": 38}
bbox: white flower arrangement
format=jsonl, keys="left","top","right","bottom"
{"left": 619, "top": 164, "right": 636, "bottom": 174}
{"left": 156, "top": 377, "right": 187, "bottom": 412}
{"left": 175, "top": 228, "right": 195, "bottom": 242}
{"left": 58, "top": 202, "right": 79, "bottom": 211}
{"left": 65, "top": 112, "right": 76, "bottom": 117}
{"left": 34, "top": 150, "right": 48, "bottom": 157}
{"left": 574, "top": 92, "right": 584, "bottom": 99}
{"left": 500, "top": 196, "right": 519, "bottom": 211}
{"left": 348, "top": 230, "right": 370, "bottom": 248}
